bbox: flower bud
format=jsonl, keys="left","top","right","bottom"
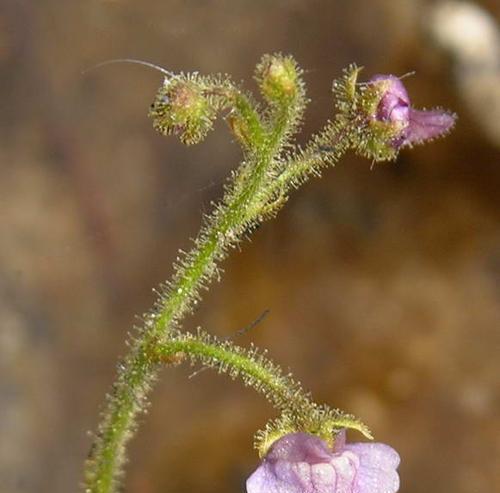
{"left": 149, "top": 78, "right": 217, "bottom": 145}
{"left": 256, "top": 54, "right": 301, "bottom": 103}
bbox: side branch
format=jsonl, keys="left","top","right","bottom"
{"left": 156, "top": 330, "right": 316, "bottom": 416}
{"left": 156, "top": 330, "right": 372, "bottom": 457}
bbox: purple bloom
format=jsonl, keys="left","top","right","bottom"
{"left": 369, "top": 74, "right": 456, "bottom": 148}
{"left": 246, "top": 432, "right": 400, "bottom": 493}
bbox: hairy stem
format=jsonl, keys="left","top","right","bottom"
{"left": 84, "top": 92, "right": 301, "bottom": 493}
{"left": 248, "top": 122, "right": 355, "bottom": 222}
{"left": 157, "top": 331, "right": 315, "bottom": 415}
{"left": 157, "top": 330, "right": 372, "bottom": 457}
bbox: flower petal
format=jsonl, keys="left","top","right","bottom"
{"left": 247, "top": 454, "right": 334, "bottom": 493}
{"left": 344, "top": 443, "right": 400, "bottom": 493}
{"left": 369, "top": 75, "right": 411, "bottom": 125}
{"left": 370, "top": 75, "right": 410, "bottom": 107}
{"left": 247, "top": 460, "right": 303, "bottom": 493}
{"left": 329, "top": 451, "right": 359, "bottom": 493}
{"left": 247, "top": 433, "right": 343, "bottom": 493}
{"left": 404, "top": 108, "right": 456, "bottom": 145}
{"left": 266, "top": 433, "right": 333, "bottom": 464}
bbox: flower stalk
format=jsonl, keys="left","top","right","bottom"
{"left": 155, "top": 330, "right": 371, "bottom": 456}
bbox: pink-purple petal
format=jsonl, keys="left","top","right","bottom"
{"left": 404, "top": 108, "right": 457, "bottom": 145}
{"left": 266, "top": 433, "right": 333, "bottom": 463}
{"left": 344, "top": 443, "right": 400, "bottom": 493}
{"left": 370, "top": 75, "right": 411, "bottom": 108}
{"left": 369, "top": 75, "right": 411, "bottom": 127}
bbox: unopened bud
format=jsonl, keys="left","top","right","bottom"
{"left": 257, "top": 55, "right": 301, "bottom": 103}
{"left": 149, "top": 78, "right": 216, "bottom": 145}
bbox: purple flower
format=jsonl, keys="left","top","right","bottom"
{"left": 369, "top": 74, "right": 456, "bottom": 148}
{"left": 246, "top": 431, "right": 400, "bottom": 493}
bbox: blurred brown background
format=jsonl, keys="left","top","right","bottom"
{"left": 0, "top": 1, "right": 498, "bottom": 493}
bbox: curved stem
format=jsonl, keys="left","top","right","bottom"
{"left": 157, "top": 331, "right": 316, "bottom": 416}
{"left": 155, "top": 330, "right": 372, "bottom": 457}
{"left": 84, "top": 93, "right": 302, "bottom": 493}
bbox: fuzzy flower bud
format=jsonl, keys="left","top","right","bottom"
{"left": 256, "top": 54, "right": 302, "bottom": 103}
{"left": 149, "top": 78, "right": 217, "bottom": 145}
{"left": 369, "top": 74, "right": 456, "bottom": 149}
{"left": 246, "top": 431, "right": 400, "bottom": 493}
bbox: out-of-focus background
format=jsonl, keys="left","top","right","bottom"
{"left": 1, "top": 1, "right": 499, "bottom": 492}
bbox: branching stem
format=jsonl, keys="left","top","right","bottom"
{"left": 82, "top": 58, "right": 425, "bottom": 493}
{"left": 84, "top": 68, "right": 303, "bottom": 493}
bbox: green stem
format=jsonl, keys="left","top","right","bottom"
{"left": 248, "top": 122, "right": 353, "bottom": 221}
{"left": 155, "top": 331, "right": 372, "bottom": 457}
{"left": 157, "top": 332, "right": 315, "bottom": 415}
{"left": 84, "top": 94, "right": 300, "bottom": 493}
